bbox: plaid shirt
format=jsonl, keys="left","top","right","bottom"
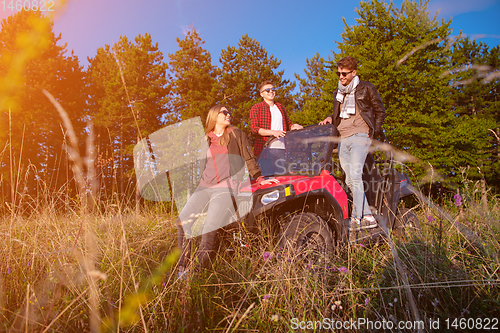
{"left": 250, "top": 101, "right": 291, "bottom": 157}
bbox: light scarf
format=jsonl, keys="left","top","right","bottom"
{"left": 336, "top": 75, "right": 360, "bottom": 119}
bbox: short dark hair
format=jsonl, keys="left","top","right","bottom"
{"left": 337, "top": 56, "right": 357, "bottom": 70}
{"left": 259, "top": 80, "right": 273, "bottom": 91}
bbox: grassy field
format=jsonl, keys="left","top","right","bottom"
{"left": 0, "top": 183, "right": 499, "bottom": 332}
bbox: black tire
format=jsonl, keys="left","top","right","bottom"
{"left": 278, "top": 213, "right": 334, "bottom": 261}
{"left": 393, "top": 207, "right": 421, "bottom": 239}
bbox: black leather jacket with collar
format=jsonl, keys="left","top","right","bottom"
{"left": 329, "top": 80, "right": 386, "bottom": 139}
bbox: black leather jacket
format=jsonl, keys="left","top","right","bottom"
{"left": 328, "top": 80, "right": 386, "bottom": 139}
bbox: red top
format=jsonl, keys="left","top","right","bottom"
{"left": 199, "top": 132, "right": 233, "bottom": 188}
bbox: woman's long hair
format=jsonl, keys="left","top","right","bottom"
{"left": 205, "top": 104, "right": 233, "bottom": 146}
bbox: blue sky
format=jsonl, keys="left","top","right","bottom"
{"left": 1, "top": 0, "right": 499, "bottom": 83}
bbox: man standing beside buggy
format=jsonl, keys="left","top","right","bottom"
{"left": 320, "top": 56, "right": 386, "bottom": 230}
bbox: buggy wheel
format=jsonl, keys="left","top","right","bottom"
{"left": 393, "top": 207, "right": 421, "bottom": 239}
{"left": 278, "top": 213, "right": 334, "bottom": 263}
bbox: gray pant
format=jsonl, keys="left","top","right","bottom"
{"left": 177, "top": 186, "right": 235, "bottom": 268}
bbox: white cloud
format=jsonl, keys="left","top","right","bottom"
{"left": 428, "top": 0, "right": 497, "bottom": 17}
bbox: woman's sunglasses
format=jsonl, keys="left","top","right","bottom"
{"left": 219, "top": 110, "right": 232, "bottom": 117}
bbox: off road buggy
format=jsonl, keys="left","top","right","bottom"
{"left": 135, "top": 120, "right": 420, "bottom": 256}
{"left": 234, "top": 124, "right": 420, "bottom": 254}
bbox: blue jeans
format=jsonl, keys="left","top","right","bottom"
{"left": 338, "top": 133, "right": 372, "bottom": 219}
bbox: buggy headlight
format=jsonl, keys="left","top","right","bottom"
{"left": 261, "top": 190, "right": 279, "bottom": 205}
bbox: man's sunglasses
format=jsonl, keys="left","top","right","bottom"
{"left": 336, "top": 70, "right": 354, "bottom": 77}
{"left": 261, "top": 87, "right": 277, "bottom": 93}
{"left": 219, "top": 110, "right": 232, "bottom": 116}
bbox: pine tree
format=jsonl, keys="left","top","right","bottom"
{"left": 219, "top": 34, "right": 296, "bottom": 136}
{"left": 0, "top": 10, "right": 85, "bottom": 207}
{"left": 293, "top": 53, "right": 337, "bottom": 126}
{"left": 334, "top": 0, "right": 464, "bottom": 179}
{"left": 166, "top": 28, "right": 220, "bottom": 124}
{"left": 86, "top": 34, "right": 168, "bottom": 199}
{"left": 448, "top": 38, "right": 500, "bottom": 187}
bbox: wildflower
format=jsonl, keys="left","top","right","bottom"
{"left": 306, "top": 263, "right": 312, "bottom": 270}
{"left": 7, "top": 267, "right": 11, "bottom": 274}
{"left": 431, "top": 298, "right": 439, "bottom": 307}
{"left": 364, "top": 297, "right": 370, "bottom": 306}
{"left": 454, "top": 194, "right": 463, "bottom": 207}
{"left": 271, "top": 314, "right": 280, "bottom": 322}
{"left": 263, "top": 294, "right": 270, "bottom": 301}
{"left": 337, "top": 266, "right": 348, "bottom": 274}
{"left": 425, "top": 213, "right": 435, "bottom": 222}
{"left": 262, "top": 252, "right": 272, "bottom": 261}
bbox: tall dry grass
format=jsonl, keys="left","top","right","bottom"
{"left": 0, "top": 181, "right": 499, "bottom": 331}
